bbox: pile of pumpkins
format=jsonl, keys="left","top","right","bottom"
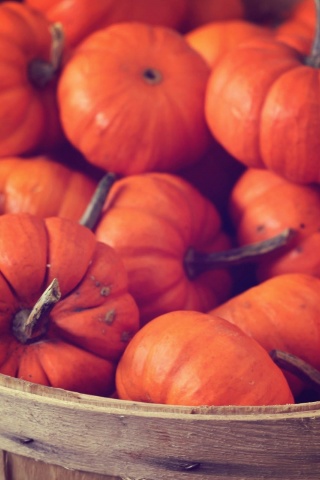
{"left": 1, "top": 0, "right": 320, "bottom": 408}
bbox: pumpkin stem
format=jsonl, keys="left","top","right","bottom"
{"left": 270, "top": 349, "right": 320, "bottom": 395}
{"left": 305, "top": 0, "right": 320, "bottom": 67}
{"left": 28, "top": 22, "right": 64, "bottom": 88}
{"left": 184, "top": 228, "right": 295, "bottom": 279}
{"left": 79, "top": 172, "right": 118, "bottom": 230}
{"left": 12, "top": 278, "right": 61, "bottom": 344}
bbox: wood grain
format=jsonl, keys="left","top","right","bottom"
{"left": 1, "top": 375, "right": 320, "bottom": 480}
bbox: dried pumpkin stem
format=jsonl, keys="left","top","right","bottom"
{"left": 12, "top": 278, "right": 61, "bottom": 344}
{"left": 79, "top": 172, "right": 118, "bottom": 230}
{"left": 305, "top": 0, "right": 320, "bottom": 67}
{"left": 270, "top": 349, "right": 320, "bottom": 394}
{"left": 28, "top": 22, "right": 64, "bottom": 88}
{"left": 184, "top": 228, "right": 296, "bottom": 279}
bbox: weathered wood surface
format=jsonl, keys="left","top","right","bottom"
{"left": 1, "top": 375, "right": 320, "bottom": 480}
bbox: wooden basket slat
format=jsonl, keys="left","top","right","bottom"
{"left": 1, "top": 375, "right": 320, "bottom": 479}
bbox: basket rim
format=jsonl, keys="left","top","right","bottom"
{"left": 1, "top": 373, "right": 320, "bottom": 420}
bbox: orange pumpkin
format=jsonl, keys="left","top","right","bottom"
{"left": 58, "top": 22, "right": 212, "bottom": 176}
{"left": 0, "top": 2, "right": 65, "bottom": 157}
{"left": 185, "top": 19, "right": 273, "bottom": 69}
{"left": 205, "top": 10, "right": 320, "bottom": 184}
{"left": 26, "top": 0, "right": 188, "bottom": 49}
{"left": 229, "top": 167, "right": 320, "bottom": 281}
{"left": 0, "top": 154, "right": 97, "bottom": 219}
{"left": 92, "top": 172, "right": 233, "bottom": 325}
{"left": 116, "top": 310, "right": 294, "bottom": 406}
{"left": 211, "top": 273, "right": 320, "bottom": 396}
{"left": 0, "top": 212, "right": 140, "bottom": 395}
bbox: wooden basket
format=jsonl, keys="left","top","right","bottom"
{"left": 1, "top": 374, "right": 320, "bottom": 480}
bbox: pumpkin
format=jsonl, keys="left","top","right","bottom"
{"left": 91, "top": 172, "right": 233, "bottom": 325}
{"left": 57, "top": 21, "right": 212, "bottom": 176}
{"left": 116, "top": 310, "right": 294, "bottom": 406}
{"left": 0, "top": 2, "right": 66, "bottom": 157}
{"left": 229, "top": 167, "right": 320, "bottom": 281}
{"left": 210, "top": 273, "right": 320, "bottom": 396}
{"left": 205, "top": 0, "right": 320, "bottom": 184}
{"left": 26, "top": 0, "right": 188, "bottom": 49}
{"left": 185, "top": 19, "right": 273, "bottom": 70}
{"left": 181, "top": 0, "right": 244, "bottom": 32}
{"left": 85, "top": 172, "right": 294, "bottom": 326}
{"left": 0, "top": 212, "right": 140, "bottom": 395}
{"left": 0, "top": 154, "right": 97, "bottom": 219}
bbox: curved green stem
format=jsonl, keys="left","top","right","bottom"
{"left": 12, "top": 278, "right": 61, "bottom": 344}
{"left": 270, "top": 349, "right": 320, "bottom": 394}
{"left": 79, "top": 172, "right": 117, "bottom": 230}
{"left": 28, "top": 22, "right": 64, "bottom": 88}
{"left": 184, "top": 228, "right": 296, "bottom": 279}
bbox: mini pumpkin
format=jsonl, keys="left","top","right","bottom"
{"left": 116, "top": 310, "right": 294, "bottom": 406}
{"left": 211, "top": 273, "right": 320, "bottom": 396}
{"left": 58, "top": 21, "right": 212, "bottom": 176}
{"left": 0, "top": 212, "right": 140, "bottom": 395}
{"left": 0, "top": 2, "right": 65, "bottom": 157}
{"left": 0, "top": 154, "right": 97, "bottom": 219}
{"left": 229, "top": 167, "right": 320, "bottom": 281}
{"left": 205, "top": 0, "right": 320, "bottom": 184}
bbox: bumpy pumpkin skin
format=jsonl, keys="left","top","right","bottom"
{"left": 58, "top": 22, "right": 212, "bottom": 176}
{"left": 0, "top": 213, "right": 140, "bottom": 396}
{"left": 116, "top": 310, "right": 294, "bottom": 407}
{"left": 211, "top": 273, "right": 320, "bottom": 396}
{"left": 0, "top": 155, "right": 97, "bottom": 220}
{"left": 0, "top": 2, "right": 65, "bottom": 157}
{"left": 26, "top": 0, "right": 188, "bottom": 48}
{"left": 205, "top": 37, "right": 320, "bottom": 184}
{"left": 229, "top": 168, "right": 320, "bottom": 281}
{"left": 94, "top": 173, "right": 233, "bottom": 325}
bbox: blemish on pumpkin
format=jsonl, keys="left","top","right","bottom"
{"left": 256, "top": 225, "right": 265, "bottom": 232}
{"left": 300, "top": 223, "right": 306, "bottom": 229}
{"left": 104, "top": 309, "right": 116, "bottom": 325}
{"left": 121, "top": 331, "right": 133, "bottom": 343}
{"left": 100, "top": 286, "right": 111, "bottom": 296}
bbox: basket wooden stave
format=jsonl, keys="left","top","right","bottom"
{"left": 1, "top": 374, "right": 320, "bottom": 480}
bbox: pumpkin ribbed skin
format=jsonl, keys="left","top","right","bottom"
{"left": 0, "top": 213, "right": 140, "bottom": 396}
{"left": 205, "top": 37, "right": 320, "bottom": 184}
{"left": 0, "top": 2, "right": 64, "bottom": 157}
{"left": 0, "top": 155, "right": 97, "bottom": 219}
{"left": 229, "top": 167, "right": 320, "bottom": 280}
{"left": 94, "top": 172, "right": 233, "bottom": 325}
{"left": 58, "top": 22, "right": 211, "bottom": 176}
{"left": 116, "top": 310, "right": 294, "bottom": 407}
{"left": 211, "top": 273, "right": 320, "bottom": 396}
